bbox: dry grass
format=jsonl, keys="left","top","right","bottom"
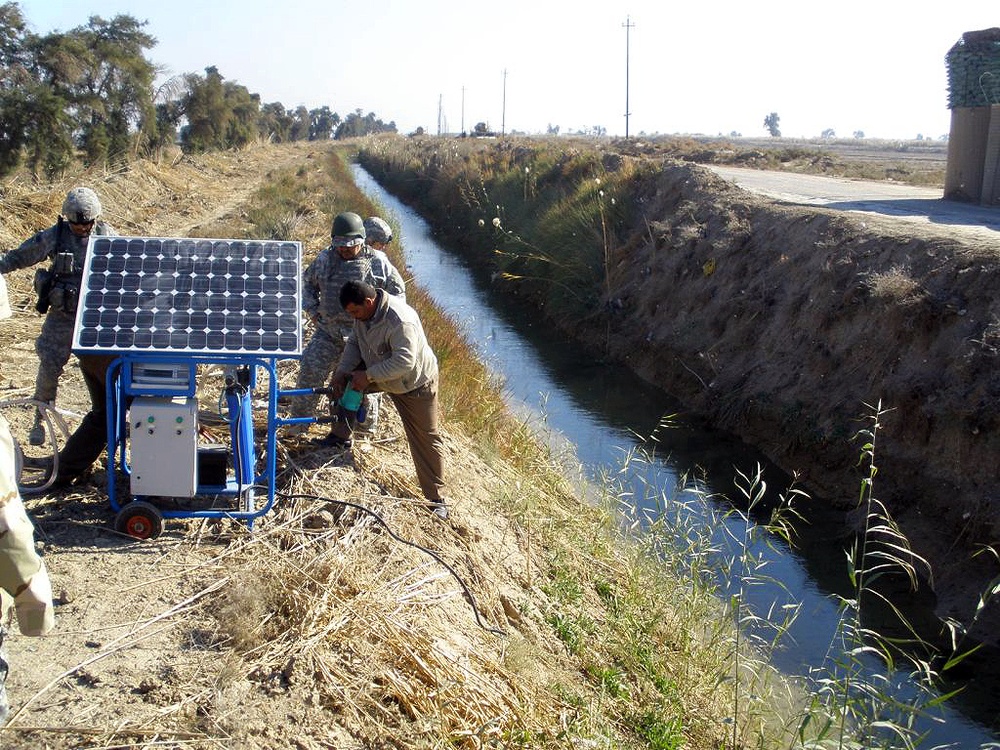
{"left": 864, "top": 265, "right": 926, "bottom": 304}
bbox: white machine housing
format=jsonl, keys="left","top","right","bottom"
{"left": 129, "top": 396, "right": 199, "bottom": 497}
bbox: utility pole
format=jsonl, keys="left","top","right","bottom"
{"left": 501, "top": 69, "right": 507, "bottom": 137}
{"left": 437, "top": 93, "right": 443, "bottom": 136}
{"left": 461, "top": 85, "right": 465, "bottom": 135}
{"left": 623, "top": 16, "right": 634, "bottom": 139}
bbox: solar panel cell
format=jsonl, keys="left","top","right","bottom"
{"left": 73, "top": 236, "right": 302, "bottom": 356}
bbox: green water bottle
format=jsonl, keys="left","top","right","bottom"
{"left": 340, "top": 385, "right": 363, "bottom": 412}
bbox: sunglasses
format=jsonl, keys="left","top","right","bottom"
{"left": 69, "top": 219, "right": 95, "bottom": 228}
{"left": 332, "top": 236, "right": 364, "bottom": 248}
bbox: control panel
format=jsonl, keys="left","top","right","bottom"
{"left": 129, "top": 397, "right": 198, "bottom": 497}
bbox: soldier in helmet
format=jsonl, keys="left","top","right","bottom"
{"left": 363, "top": 216, "right": 393, "bottom": 251}
{"left": 0, "top": 187, "right": 116, "bottom": 446}
{"left": 291, "top": 211, "right": 406, "bottom": 441}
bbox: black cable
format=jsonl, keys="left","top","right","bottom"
{"left": 274, "top": 489, "right": 506, "bottom": 637}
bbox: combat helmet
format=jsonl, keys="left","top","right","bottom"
{"left": 363, "top": 216, "right": 392, "bottom": 245}
{"left": 62, "top": 187, "right": 102, "bottom": 224}
{"left": 331, "top": 211, "right": 365, "bottom": 243}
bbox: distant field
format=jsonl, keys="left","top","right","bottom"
{"left": 701, "top": 135, "right": 949, "bottom": 168}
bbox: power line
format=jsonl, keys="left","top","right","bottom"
{"left": 623, "top": 16, "right": 635, "bottom": 139}
{"left": 501, "top": 69, "right": 507, "bottom": 137}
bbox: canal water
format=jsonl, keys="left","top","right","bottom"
{"left": 352, "top": 165, "right": 998, "bottom": 748}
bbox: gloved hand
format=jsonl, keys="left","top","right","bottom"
{"left": 350, "top": 370, "right": 371, "bottom": 392}
{"left": 329, "top": 373, "right": 349, "bottom": 402}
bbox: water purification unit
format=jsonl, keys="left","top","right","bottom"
{"left": 73, "top": 236, "right": 308, "bottom": 538}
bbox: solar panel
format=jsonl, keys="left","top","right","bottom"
{"left": 72, "top": 236, "right": 302, "bottom": 356}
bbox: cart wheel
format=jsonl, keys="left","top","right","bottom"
{"left": 114, "top": 501, "right": 164, "bottom": 540}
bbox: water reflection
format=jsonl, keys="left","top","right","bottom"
{"left": 352, "top": 165, "right": 999, "bottom": 747}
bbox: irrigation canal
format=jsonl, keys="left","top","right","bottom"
{"left": 353, "top": 164, "right": 999, "bottom": 748}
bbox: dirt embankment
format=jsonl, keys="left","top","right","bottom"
{"left": 593, "top": 161, "right": 1000, "bottom": 636}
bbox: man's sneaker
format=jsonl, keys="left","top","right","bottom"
{"left": 313, "top": 432, "right": 352, "bottom": 449}
{"left": 430, "top": 500, "right": 449, "bottom": 520}
{"left": 28, "top": 410, "right": 46, "bottom": 446}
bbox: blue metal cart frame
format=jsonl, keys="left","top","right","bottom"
{"left": 105, "top": 352, "right": 315, "bottom": 538}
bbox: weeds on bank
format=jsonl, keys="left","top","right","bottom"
{"left": 357, "top": 137, "right": 642, "bottom": 326}
{"left": 605, "top": 446, "right": 798, "bottom": 749}
{"left": 786, "top": 402, "right": 983, "bottom": 750}
{"left": 616, "top": 403, "right": 995, "bottom": 750}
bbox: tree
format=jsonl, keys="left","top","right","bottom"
{"left": 69, "top": 15, "right": 158, "bottom": 164}
{"left": 0, "top": 4, "right": 77, "bottom": 176}
{"left": 136, "top": 75, "right": 186, "bottom": 158}
{"left": 258, "top": 101, "right": 292, "bottom": 142}
{"left": 180, "top": 66, "right": 261, "bottom": 152}
{"left": 334, "top": 108, "right": 397, "bottom": 139}
{"left": 763, "top": 112, "right": 781, "bottom": 137}
{"left": 853, "top": 130, "right": 865, "bottom": 139}
{"left": 308, "top": 106, "right": 339, "bottom": 140}
{"left": 0, "top": 2, "right": 32, "bottom": 174}
{"left": 223, "top": 83, "right": 259, "bottom": 148}
{"left": 288, "top": 105, "right": 310, "bottom": 141}
{"left": 821, "top": 128, "right": 836, "bottom": 139}
{"left": 180, "top": 67, "right": 228, "bottom": 152}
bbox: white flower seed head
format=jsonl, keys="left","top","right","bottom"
{"left": 478, "top": 218, "right": 485, "bottom": 227}
{"left": 492, "top": 217, "right": 502, "bottom": 228}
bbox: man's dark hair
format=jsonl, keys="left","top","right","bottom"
{"left": 340, "top": 279, "right": 377, "bottom": 309}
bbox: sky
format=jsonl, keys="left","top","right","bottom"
{"left": 14, "top": 0, "right": 997, "bottom": 141}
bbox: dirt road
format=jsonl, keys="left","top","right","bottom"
{"left": 706, "top": 165, "right": 1000, "bottom": 242}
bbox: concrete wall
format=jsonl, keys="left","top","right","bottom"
{"left": 982, "top": 104, "right": 1000, "bottom": 206}
{"left": 945, "top": 106, "right": 991, "bottom": 203}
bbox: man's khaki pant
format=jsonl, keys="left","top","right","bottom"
{"left": 389, "top": 379, "right": 445, "bottom": 502}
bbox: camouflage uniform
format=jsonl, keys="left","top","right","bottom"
{"left": 293, "top": 244, "right": 406, "bottom": 424}
{"left": 0, "top": 413, "right": 56, "bottom": 721}
{"left": 0, "top": 219, "right": 115, "bottom": 406}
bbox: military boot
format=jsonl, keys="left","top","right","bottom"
{"left": 28, "top": 406, "right": 47, "bottom": 446}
